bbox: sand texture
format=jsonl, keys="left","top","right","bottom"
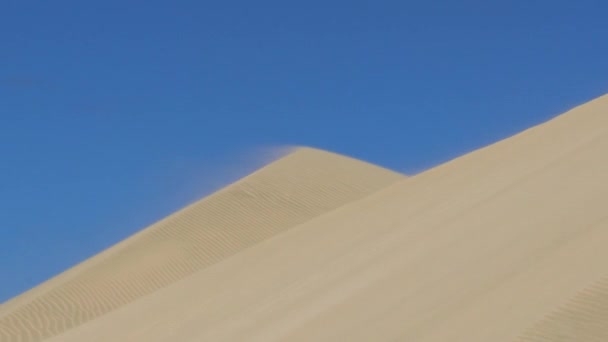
{"left": 0, "top": 148, "right": 403, "bottom": 341}
{"left": 1, "top": 94, "right": 608, "bottom": 341}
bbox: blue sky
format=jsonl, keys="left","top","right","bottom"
{"left": 1, "top": 0, "right": 607, "bottom": 302}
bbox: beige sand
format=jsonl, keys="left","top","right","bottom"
{"left": 0, "top": 148, "right": 404, "bottom": 341}
{"left": 2, "top": 94, "right": 608, "bottom": 341}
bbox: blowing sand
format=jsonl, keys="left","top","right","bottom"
{"left": 1, "top": 94, "right": 607, "bottom": 341}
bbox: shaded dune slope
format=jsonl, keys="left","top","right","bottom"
{"left": 518, "top": 276, "right": 608, "bottom": 341}
{"left": 36, "top": 94, "right": 608, "bottom": 342}
{"left": 0, "top": 148, "right": 404, "bottom": 342}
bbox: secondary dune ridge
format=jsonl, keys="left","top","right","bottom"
{"left": 0, "top": 149, "right": 404, "bottom": 341}
{"left": 2, "top": 94, "right": 608, "bottom": 341}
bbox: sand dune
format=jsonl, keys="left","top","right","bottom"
{"left": 2, "top": 94, "right": 608, "bottom": 341}
{"left": 0, "top": 148, "right": 404, "bottom": 341}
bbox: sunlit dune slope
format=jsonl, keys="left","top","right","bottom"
{"left": 0, "top": 148, "right": 404, "bottom": 342}
{"left": 41, "top": 94, "right": 608, "bottom": 342}
{"left": 3, "top": 94, "right": 608, "bottom": 342}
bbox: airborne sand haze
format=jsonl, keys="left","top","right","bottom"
{"left": 1, "top": 94, "right": 608, "bottom": 341}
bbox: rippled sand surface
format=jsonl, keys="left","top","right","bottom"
{"left": 2, "top": 95, "right": 607, "bottom": 341}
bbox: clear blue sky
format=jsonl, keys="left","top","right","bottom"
{"left": 1, "top": 0, "right": 606, "bottom": 302}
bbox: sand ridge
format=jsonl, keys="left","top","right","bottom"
{"left": 0, "top": 148, "right": 404, "bottom": 342}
